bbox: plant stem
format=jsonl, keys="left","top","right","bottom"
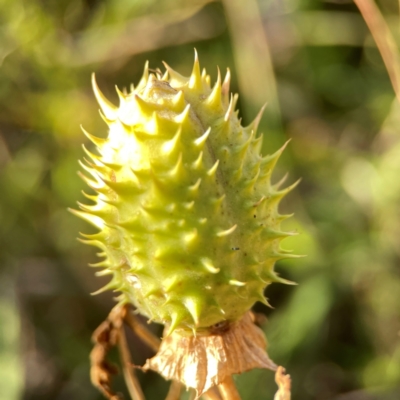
{"left": 117, "top": 324, "right": 145, "bottom": 400}
{"left": 124, "top": 309, "right": 161, "bottom": 352}
{"left": 218, "top": 376, "right": 241, "bottom": 400}
{"left": 202, "top": 387, "right": 223, "bottom": 400}
{"left": 353, "top": 0, "right": 400, "bottom": 103}
{"left": 165, "top": 380, "right": 182, "bottom": 400}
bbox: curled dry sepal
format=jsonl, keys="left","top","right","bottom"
{"left": 274, "top": 367, "right": 291, "bottom": 400}
{"left": 71, "top": 51, "right": 299, "bottom": 397}
{"left": 90, "top": 306, "right": 125, "bottom": 400}
{"left": 89, "top": 305, "right": 291, "bottom": 400}
{"left": 143, "top": 311, "right": 276, "bottom": 396}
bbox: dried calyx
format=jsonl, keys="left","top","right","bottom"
{"left": 144, "top": 311, "right": 276, "bottom": 396}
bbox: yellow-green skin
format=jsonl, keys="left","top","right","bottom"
{"left": 72, "top": 53, "right": 297, "bottom": 334}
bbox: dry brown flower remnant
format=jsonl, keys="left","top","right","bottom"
{"left": 90, "top": 304, "right": 291, "bottom": 399}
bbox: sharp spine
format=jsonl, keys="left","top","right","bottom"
{"left": 81, "top": 144, "right": 102, "bottom": 163}
{"left": 224, "top": 94, "right": 235, "bottom": 122}
{"left": 216, "top": 224, "right": 237, "bottom": 237}
{"left": 172, "top": 90, "right": 185, "bottom": 110}
{"left": 204, "top": 68, "right": 222, "bottom": 109}
{"left": 175, "top": 104, "right": 191, "bottom": 124}
{"left": 229, "top": 279, "right": 246, "bottom": 286}
{"left": 81, "top": 125, "right": 107, "bottom": 148}
{"left": 162, "top": 61, "right": 188, "bottom": 86}
{"left": 207, "top": 159, "right": 219, "bottom": 177}
{"left": 221, "top": 68, "right": 231, "bottom": 104}
{"left": 191, "top": 151, "right": 204, "bottom": 170}
{"left": 136, "top": 61, "right": 149, "bottom": 90}
{"left": 188, "top": 49, "right": 202, "bottom": 91}
{"left": 134, "top": 94, "right": 155, "bottom": 116}
{"left": 91, "top": 73, "right": 118, "bottom": 120}
{"left": 161, "top": 127, "right": 182, "bottom": 156}
{"left": 201, "top": 258, "right": 220, "bottom": 274}
{"left": 188, "top": 178, "right": 201, "bottom": 195}
{"left": 193, "top": 127, "right": 211, "bottom": 148}
{"left": 115, "top": 85, "right": 126, "bottom": 104}
{"left": 184, "top": 297, "right": 202, "bottom": 325}
{"left": 245, "top": 103, "right": 267, "bottom": 135}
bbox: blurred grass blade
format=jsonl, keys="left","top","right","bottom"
{"left": 221, "top": 0, "right": 282, "bottom": 132}
{"left": 354, "top": 0, "right": 400, "bottom": 104}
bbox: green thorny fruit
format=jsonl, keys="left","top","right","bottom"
{"left": 72, "top": 52, "right": 298, "bottom": 338}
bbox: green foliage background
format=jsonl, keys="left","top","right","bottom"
{"left": 1, "top": 0, "right": 400, "bottom": 399}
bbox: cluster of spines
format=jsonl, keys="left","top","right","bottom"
{"left": 72, "top": 52, "right": 298, "bottom": 334}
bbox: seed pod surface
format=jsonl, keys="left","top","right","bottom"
{"left": 72, "top": 53, "right": 297, "bottom": 334}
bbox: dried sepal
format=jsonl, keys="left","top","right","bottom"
{"left": 274, "top": 366, "right": 291, "bottom": 400}
{"left": 143, "top": 311, "right": 276, "bottom": 397}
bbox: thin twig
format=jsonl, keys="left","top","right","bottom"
{"left": 117, "top": 323, "right": 145, "bottom": 400}
{"left": 218, "top": 376, "right": 241, "bottom": 400}
{"left": 165, "top": 380, "right": 183, "bottom": 400}
{"left": 124, "top": 309, "right": 161, "bottom": 352}
{"left": 202, "top": 387, "right": 223, "bottom": 400}
{"left": 353, "top": 0, "right": 400, "bottom": 103}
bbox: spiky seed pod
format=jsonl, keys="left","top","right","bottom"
{"left": 72, "top": 52, "right": 298, "bottom": 336}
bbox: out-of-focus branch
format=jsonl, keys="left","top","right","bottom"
{"left": 59, "top": 0, "right": 222, "bottom": 67}
{"left": 353, "top": 0, "right": 400, "bottom": 104}
{"left": 221, "top": 0, "right": 281, "bottom": 131}
{"left": 117, "top": 320, "right": 145, "bottom": 400}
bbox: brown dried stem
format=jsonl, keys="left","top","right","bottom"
{"left": 202, "top": 387, "right": 223, "bottom": 400}
{"left": 165, "top": 380, "right": 183, "bottom": 400}
{"left": 218, "top": 376, "right": 241, "bottom": 400}
{"left": 124, "top": 310, "right": 161, "bottom": 353}
{"left": 90, "top": 304, "right": 157, "bottom": 400}
{"left": 117, "top": 318, "right": 145, "bottom": 400}
{"left": 353, "top": 0, "right": 400, "bottom": 103}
